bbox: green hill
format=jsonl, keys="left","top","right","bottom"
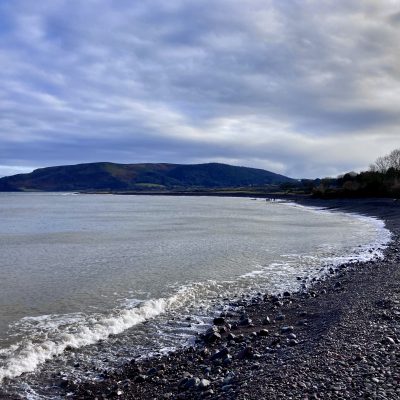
{"left": 0, "top": 162, "right": 295, "bottom": 192}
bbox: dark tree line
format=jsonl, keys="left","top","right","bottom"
{"left": 311, "top": 149, "right": 400, "bottom": 198}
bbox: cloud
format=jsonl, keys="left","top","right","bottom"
{"left": 0, "top": 0, "right": 400, "bottom": 178}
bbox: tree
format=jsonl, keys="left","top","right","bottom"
{"left": 370, "top": 148, "right": 400, "bottom": 173}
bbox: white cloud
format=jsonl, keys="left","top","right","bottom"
{"left": 0, "top": 165, "right": 35, "bottom": 178}
{"left": 0, "top": 0, "right": 399, "bottom": 178}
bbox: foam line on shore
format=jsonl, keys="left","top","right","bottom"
{"left": 280, "top": 200, "right": 392, "bottom": 259}
{"left": 0, "top": 298, "right": 171, "bottom": 382}
{"left": 0, "top": 281, "right": 221, "bottom": 382}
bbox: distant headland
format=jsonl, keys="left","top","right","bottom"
{"left": 0, "top": 162, "right": 295, "bottom": 193}
{"left": 1, "top": 148, "right": 399, "bottom": 199}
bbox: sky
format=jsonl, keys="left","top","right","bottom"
{"left": 1, "top": 0, "right": 400, "bottom": 179}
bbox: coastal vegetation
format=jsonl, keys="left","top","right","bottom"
{"left": 311, "top": 149, "right": 400, "bottom": 199}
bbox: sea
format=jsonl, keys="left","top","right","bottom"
{"left": 0, "top": 193, "right": 391, "bottom": 398}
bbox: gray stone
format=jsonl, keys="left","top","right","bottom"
{"left": 281, "top": 326, "right": 294, "bottom": 334}
{"left": 237, "top": 346, "right": 253, "bottom": 360}
{"left": 184, "top": 377, "right": 200, "bottom": 389}
{"left": 198, "top": 378, "right": 211, "bottom": 390}
{"left": 210, "top": 347, "right": 229, "bottom": 361}
{"left": 262, "top": 316, "right": 271, "bottom": 324}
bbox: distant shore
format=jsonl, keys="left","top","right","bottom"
{"left": 81, "top": 189, "right": 300, "bottom": 198}
{"left": 3, "top": 197, "right": 400, "bottom": 399}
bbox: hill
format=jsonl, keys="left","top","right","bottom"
{"left": 0, "top": 162, "right": 296, "bottom": 192}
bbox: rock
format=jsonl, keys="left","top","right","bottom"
{"left": 218, "top": 326, "right": 229, "bottom": 334}
{"left": 223, "top": 374, "right": 235, "bottom": 385}
{"left": 178, "top": 373, "right": 190, "bottom": 387}
{"left": 299, "top": 311, "right": 308, "bottom": 317}
{"left": 147, "top": 367, "right": 158, "bottom": 375}
{"left": 270, "top": 295, "right": 280, "bottom": 303}
{"left": 120, "top": 379, "right": 131, "bottom": 389}
{"left": 205, "top": 326, "right": 218, "bottom": 335}
{"left": 283, "top": 291, "right": 291, "bottom": 297}
{"left": 223, "top": 355, "right": 232, "bottom": 365}
{"left": 198, "top": 378, "right": 211, "bottom": 390}
{"left": 210, "top": 347, "right": 229, "bottom": 361}
{"left": 58, "top": 378, "right": 70, "bottom": 389}
{"left": 270, "top": 337, "right": 281, "bottom": 347}
{"left": 281, "top": 326, "right": 294, "bottom": 334}
{"left": 237, "top": 346, "right": 253, "bottom": 360}
{"left": 200, "top": 348, "right": 210, "bottom": 357}
{"left": 134, "top": 374, "right": 147, "bottom": 383}
{"left": 234, "top": 334, "right": 245, "bottom": 343}
{"left": 239, "top": 317, "right": 253, "bottom": 326}
{"left": 262, "top": 316, "right": 271, "bottom": 325}
{"left": 213, "top": 317, "right": 226, "bottom": 325}
{"left": 382, "top": 336, "right": 396, "bottom": 345}
{"left": 183, "top": 377, "right": 200, "bottom": 389}
{"left": 206, "top": 332, "right": 221, "bottom": 343}
{"left": 275, "top": 314, "right": 285, "bottom": 321}
{"left": 204, "top": 327, "right": 222, "bottom": 343}
{"left": 258, "top": 329, "right": 269, "bottom": 337}
{"left": 376, "top": 299, "right": 394, "bottom": 309}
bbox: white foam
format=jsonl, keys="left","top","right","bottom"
{"left": 240, "top": 269, "right": 264, "bottom": 278}
{"left": 211, "top": 205, "right": 391, "bottom": 302}
{"left": 15, "top": 313, "right": 86, "bottom": 333}
{"left": 281, "top": 201, "right": 392, "bottom": 260}
{"left": 0, "top": 297, "right": 173, "bottom": 382}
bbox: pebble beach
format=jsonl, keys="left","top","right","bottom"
{"left": 2, "top": 197, "right": 400, "bottom": 400}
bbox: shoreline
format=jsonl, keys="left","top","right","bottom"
{"left": 67, "top": 197, "right": 400, "bottom": 399}
{"left": 2, "top": 197, "right": 400, "bottom": 399}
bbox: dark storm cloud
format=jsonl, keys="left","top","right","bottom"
{"left": 1, "top": 0, "right": 400, "bottom": 178}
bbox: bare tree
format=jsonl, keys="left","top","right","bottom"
{"left": 388, "top": 149, "right": 400, "bottom": 171}
{"left": 370, "top": 149, "right": 400, "bottom": 173}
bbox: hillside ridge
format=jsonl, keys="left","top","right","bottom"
{"left": 0, "top": 162, "right": 295, "bottom": 192}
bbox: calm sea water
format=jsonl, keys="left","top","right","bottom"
{"left": 0, "top": 193, "right": 391, "bottom": 397}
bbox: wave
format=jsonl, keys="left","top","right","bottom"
{"left": 0, "top": 298, "right": 170, "bottom": 382}
{"left": 0, "top": 281, "right": 223, "bottom": 383}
